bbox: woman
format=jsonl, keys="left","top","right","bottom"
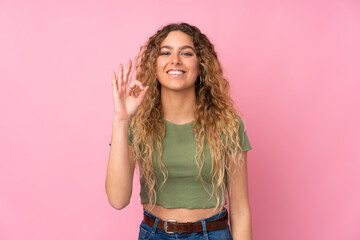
{"left": 106, "top": 22, "right": 253, "bottom": 240}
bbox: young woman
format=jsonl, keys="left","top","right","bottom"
{"left": 106, "top": 23, "right": 253, "bottom": 240}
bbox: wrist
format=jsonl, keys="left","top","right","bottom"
{"left": 113, "top": 115, "right": 130, "bottom": 122}
{"left": 112, "top": 118, "right": 130, "bottom": 127}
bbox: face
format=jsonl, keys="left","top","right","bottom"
{"left": 156, "top": 31, "right": 200, "bottom": 93}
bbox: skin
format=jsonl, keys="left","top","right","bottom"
{"left": 109, "top": 30, "right": 252, "bottom": 239}
{"left": 155, "top": 30, "right": 200, "bottom": 124}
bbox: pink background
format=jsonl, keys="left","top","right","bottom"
{"left": 1, "top": 0, "right": 359, "bottom": 239}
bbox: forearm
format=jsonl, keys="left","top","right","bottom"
{"left": 105, "top": 120, "right": 133, "bottom": 209}
{"left": 230, "top": 209, "right": 253, "bottom": 240}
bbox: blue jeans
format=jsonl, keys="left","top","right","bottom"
{"left": 138, "top": 207, "right": 233, "bottom": 240}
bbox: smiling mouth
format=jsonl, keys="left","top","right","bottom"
{"left": 166, "top": 70, "right": 186, "bottom": 75}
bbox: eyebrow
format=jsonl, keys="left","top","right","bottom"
{"left": 160, "top": 45, "right": 196, "bottom": 52}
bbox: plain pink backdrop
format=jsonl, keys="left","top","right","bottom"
{"left": 1, "top": 0, "right": 359, "bottom": 239}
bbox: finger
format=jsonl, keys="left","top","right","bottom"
{"left": 136, "top": 86, "right": 149, "bottom": 103}
{"left": 124, "top": 60, "right": 132, "bottom": 85}
{"left": 112, "top": 71, "right": 118, "bottom": 98}
{"left": 118, "top": 64, "right": 124, "bottom": 87}
{"left": 128, "top": 80, "right": 144, "bottom": 91}
{"left": 126, "top": 80, "right": 144, "bottom": 97}
{"left": 125, "top": 86, "right": 132, "bottom": 96}
{"left": 125, "top": 80, "right": 136, "bottom": 96}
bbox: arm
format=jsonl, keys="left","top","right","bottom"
{"left": 105, "top": 60, "right": 148, "bottom": 210}
{"left": 227, "top": 151, "right": 253, "bottom": 240}
{"left": 105, "top": 120, "right": 136, "bottom": 210}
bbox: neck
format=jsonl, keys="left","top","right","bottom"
{"left": 161, "top": 87, "right": 196, "bottom": 125}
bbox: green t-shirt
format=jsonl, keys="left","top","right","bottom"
{"left": 128, "top": 116, "right": 252, "bottom": 209}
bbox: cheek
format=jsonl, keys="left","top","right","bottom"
{"left": 156, "top": 59, "right": 165, "bottom": 73}
{"left": 189, "top": 58, "right": 200, "bottom": 72}
{"left": 190, "top": 62, "right": 200, "bottom": 75}
{"left": 156, "top": 60, "right": 167, "bottom": 80}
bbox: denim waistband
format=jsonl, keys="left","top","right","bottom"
{"left": 143, "top": 207, "right": 227, "bottom": 223}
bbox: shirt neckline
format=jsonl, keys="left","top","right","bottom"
{"left": 163, "top": 118, "right": 194, "bottom": 126}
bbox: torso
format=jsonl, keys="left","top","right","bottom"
{"left": 142, "top": 203, "right": 224, "bottom": 222}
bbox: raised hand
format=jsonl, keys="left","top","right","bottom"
{"left": 112, "top": 60, "right": 149, "bottom": 121}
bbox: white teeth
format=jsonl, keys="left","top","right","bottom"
{"left": 167, "top": 70, "right": 184, "bottom": 75}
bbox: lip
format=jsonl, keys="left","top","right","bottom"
{"left": 166, "top": 69, "right": 186, "bottom": 74}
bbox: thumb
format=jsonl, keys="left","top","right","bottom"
{"left": 136, "top": 86, "right": 149, "bottom": 103}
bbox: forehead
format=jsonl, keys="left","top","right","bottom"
{"left": 160, "top": 30, "right": 194, "bottom": 47}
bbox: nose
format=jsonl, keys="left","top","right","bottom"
{"left": 171, "top": 54, "right": 181, "bottom": 65}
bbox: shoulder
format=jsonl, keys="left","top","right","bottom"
{"left": 235, "top": 114, "right": 246, "bottom": 131}
{"left": 235, "top": 114, "right": 252, "bottom": 151}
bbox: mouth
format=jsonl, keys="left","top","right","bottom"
{"left": 166, "top": 69, "right": 186, "bottom": 76}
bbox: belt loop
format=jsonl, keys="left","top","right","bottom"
{"left": 201, "top": 219, "right": 208, "bottom": 237}
{"left": 151, "top": 218, "right": 159, "bottom": 234}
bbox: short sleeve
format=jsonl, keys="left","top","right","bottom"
{"left": 236, "top": 115, "right": 252, "bottom": 151}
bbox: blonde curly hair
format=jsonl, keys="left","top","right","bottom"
{"left": 130, "top": 22, "right": 246, "bottom": 212}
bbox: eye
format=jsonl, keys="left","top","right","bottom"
{"left": 160, "top": 52, "right": 170, "bottom": 56}
{"left": 183, "top": 52, "right": 193, "bottom": 56}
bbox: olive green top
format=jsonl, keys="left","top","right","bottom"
{"left": 128, "top": 116, "right": 252, "bottom": 209}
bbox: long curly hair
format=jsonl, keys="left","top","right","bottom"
{"left": 130, "top": 22, "right": 246, "bottom": 212}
